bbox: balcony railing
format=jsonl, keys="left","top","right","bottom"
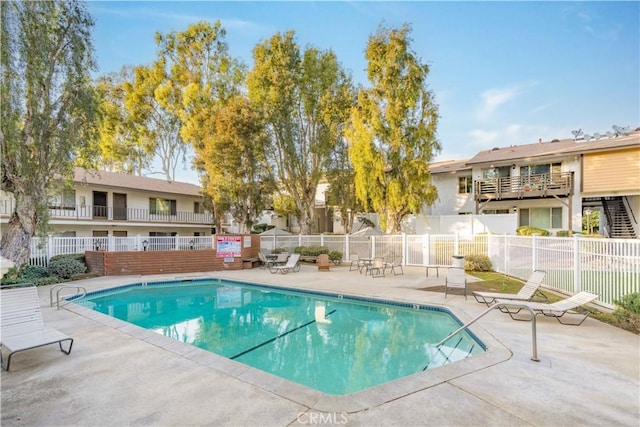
{"left": 475, "top": 172, "right": 573, "bottom": 202}
{"left": 0, "top": 201, "right": 213, "bottom": 225}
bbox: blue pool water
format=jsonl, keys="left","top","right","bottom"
{"left": 76, "top": 279, "right": 485, "bottom": 395}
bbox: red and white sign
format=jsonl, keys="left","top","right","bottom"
{"left": 216, "top": 235, "right": 242, "bottom": 258}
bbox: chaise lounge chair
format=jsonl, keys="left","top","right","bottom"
{"left": 473, "top": 270, "right": 547, "bottom": 307}
{"left": 269, "top": 253, "right": 301, "bottom": 274}
{"left": 1, "top": 285, "right": 74, "bottom": 371}
{"left": 495, "top": 291, "right": 598, "bottom": 326}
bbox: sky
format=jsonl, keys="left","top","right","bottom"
{"left": 86, "top": 1, "right": 640, "bottom": 184}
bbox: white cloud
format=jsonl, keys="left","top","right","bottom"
{"left": 475, "top": 81, "right": 540, "bottom": 120}
{"left": 467, "top": 124, "right": 532, "bottom": 149}
{"left": 91, "top": 5, "right": 264, "bottom": 33}
{"left": 571, "top": 6, "right": 622, "bottom": 41}
{"left": 480, "top": 87, "right": 520, "bottom": 117}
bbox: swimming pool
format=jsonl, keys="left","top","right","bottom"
{"left": 75, "top": 279, "right": 486, "bottom": 395}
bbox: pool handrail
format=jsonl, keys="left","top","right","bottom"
{"left": 435, "top": 302, "right": 539, "bottom": 362}
{"left": 50, "top": 284, "right": 87, "bottom": 310}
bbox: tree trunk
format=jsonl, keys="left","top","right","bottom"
{"left": 0, "top": 212, "right": 36, "bottom": 266}
{"left": 386, "top": 211, "right": 402, "bottom": 234}
{"left": 297, "top": 199, "right": 315, "bottom": 234}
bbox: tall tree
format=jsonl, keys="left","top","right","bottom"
{"left": 197, "top": 96, "right": 275, "bottom": 233}
{"left": 346, "top": 24, "right": 440, "bottom": 233}
{"left": 325, "top": 136, "right": 360, "bottom": 233}
{"left": 95, "top": 67, "right": 153, "bottom": 175}
{"left": 153, "top": 21, "right": 245, "bottom": 221}
{"left": 1, "top": 0, "right": 99, "bottom": 265}
{"left": 124, "top": 63, "right": 186, "bottom": 181}
{"left": 247, "top": 31, "right": 353, "bottom": 234}
{"left": 153, "top": 21, "right": 244, "bottom": 154}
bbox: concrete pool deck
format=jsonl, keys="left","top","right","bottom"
{"left": 1, "top": 265, "right": 638, "bottom": 426}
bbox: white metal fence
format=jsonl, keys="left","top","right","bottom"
{"left": 26, "top": 234, "right": 639, "bottom": 308}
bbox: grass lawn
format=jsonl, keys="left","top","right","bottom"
{"left": 421, "top": 270, "right": 638, "bottom": 334}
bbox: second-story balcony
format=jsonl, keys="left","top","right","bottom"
{"left": 475, "top": 172, "right": 573, "bottom": 202}
{"left": 0, "top": 201, "right": 213, "bottom": 225}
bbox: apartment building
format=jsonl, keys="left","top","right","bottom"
{"left": 0, "top": 168, "right": 214, "bottom": 239}
{"left": 427, "top": 130, "right": 639, "bottom": 237}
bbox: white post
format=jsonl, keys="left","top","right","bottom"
{"left": 47, "top": 235, "right": 54, "bottom": 265}
{"left": 454, "top": 233, "right": 460, "bottom": 255}
{"left": 345, "top": 234, "right": 350, "bottom": 259}
{"left": 423, "top": 234, "right": 431, "bottom": 265}
{"left": 532, "top": 234, "right": 538, "bottom": 271}
{"left": 371, "top": 236, "right": 376, "bottom": 258}
{"left": 402, "top": 233, "right": 407, "bottom": 265}
{"left": 573, "top": 235, "right": 582, "bottom": 293}
{"left": 504, "top": 235, "right": 509, "bottom": 274}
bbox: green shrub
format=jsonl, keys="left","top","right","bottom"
{"left": 516, "top": 226, "right": 551, "bottom": 236}
{"left": 48, "top": 257, "right": 86, "bottom": 279}
{"left": 293, "top": 245, "right": 329, "bottom": 256}
{"left": 1, "top": 264, "right": 63, "bottom": 286}
{"left": 20, "top": 265, "right": 49, "bottom": 279}
{"left": 34, "top": 276, "right": 65, "bottom": 286}
{"left": 555, "top": 230, "right": 572, "bottom": 237}
{"left": 50, "top": 253, "right": 86, "bottom": 264}
{"left": 309, "top": 246, "right": 330, "bottom": 256}
{"left": 464, "top": 254, "right": 493, "bottom": 271}
{"left": 613, "top": 293, "right": 640, "bottom": 334}
{"left": 328, "top": 250, "right": 343, "bottom": 264}
{"left": 1, "top": 265, "right": 25, "bottom": 285}
{"left": 271, "top": 247, "right": 288, "bottom": 254}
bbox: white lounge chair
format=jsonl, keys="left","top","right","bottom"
{"left": 1, "top": 285, "right": 74, "bottom": 371}
{"left": 269, "top": 253, "right": 301, "bottom": 274}
{"left": 495, "top": 291, "right": 598, "bottom": 326}
{"left": 473, "top": 270, "right": 547, "bottom": 307}
{"left": 445, "top": 267, "right": 467, "bottom": 299}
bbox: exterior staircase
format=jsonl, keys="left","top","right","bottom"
{"left": 602, "top": 197, "right": 637, "bottom": 239}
